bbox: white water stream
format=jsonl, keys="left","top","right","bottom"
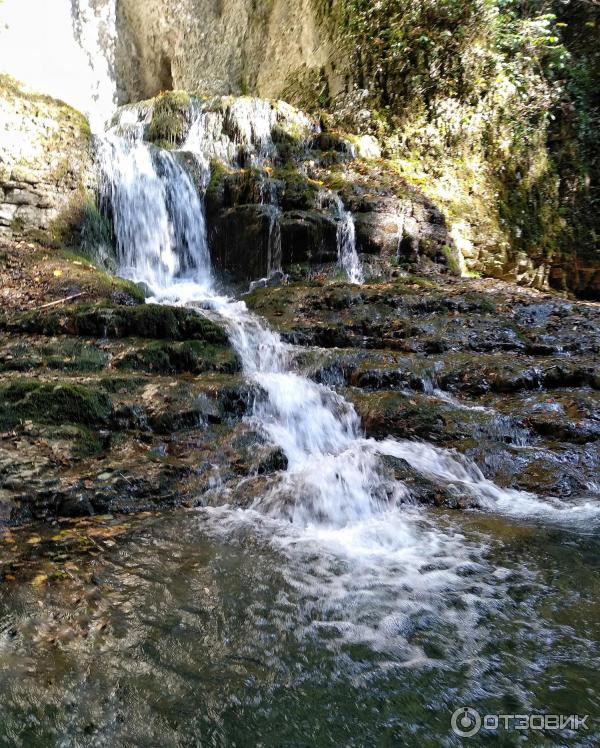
{"left": 96, "top": 120, "right": 600, "bottom": 538}
{"left": 3, "top": 0, "right": 599, "bottom": 662}
{"left": 332, "top": 194, "right": 364, "bottom": 284}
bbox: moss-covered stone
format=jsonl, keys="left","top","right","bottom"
{"left": 0, "top": 339, "right": 109, "bottom": 373}
{"left": 273, "top": 164, "right": 320, "bottom": 211}
{"left": 5, "top": 303, "right": 229, "bottom": 343}
{"left": 147, "top": 91, "right": 192, "bottom": 148}
{"left": 49, "top": 192, "right": 113, "bottom": 257}
{"left": 115, "top": 340, "right": 240, "bottom": 374}
{"left": 0, "top": 380, "right": 113, "bottom": 428}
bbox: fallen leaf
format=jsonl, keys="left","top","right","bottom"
{"left": 31, "top": 574, "right": 48, "bottom": 587}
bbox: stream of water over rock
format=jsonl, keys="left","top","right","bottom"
{"left": 98, "top": 116, "right": 600, "bottom": 532}
{"left": 1, "top": 7, "right": 599, "bottom": 745}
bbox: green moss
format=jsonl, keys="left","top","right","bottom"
{"left": 206, "top": 159, "right": 232, "bottom": 202}
{"left": 50, "top": 192, "right": 113, "bottom": 258}
{"left": 1, "top": 339, "right": 109, "bottom": 373}
{"left": 116, "top": 340, "right": 239, "bottom": 375}
{"left": 272, "top": 163, "right": 320, "bottom": 207}
{"left": 393, "top": 275, "right": 437, "bottom": 290}
{"left": 43, "top": 424, "right": 106, "bottom": 458}
{"left": 0, "top": 380, "right": 112, "bottom": 428}
{"left": 6, "top": 303, "right": 229, "bottom": 343}
{"left": 441, "top": 245, "right": 461, "bottom": 276}
{"left": 319, "top": 168, "right": 348, "bottom": 192}
{"left": 280, "top": 65, "right": 330, "bottom": 112}
{"left": 147, "top": 91, "right": 191, "bottom": 147}
{"left": 98, "top": 376, "right": 148, "bottom": 394}
{"left": 9, "top": 216, "right": 25, "bottom": 234}
{"left": 41, "top": 340, "right": 109, "bottom": 372}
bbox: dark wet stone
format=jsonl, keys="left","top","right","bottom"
{"left": 280, "top": 211, "right": 338, "bottom": 267}
{"left": 380, "top": 455, "right": 476, "bottom": 509}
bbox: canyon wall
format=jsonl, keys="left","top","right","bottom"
{"left": 107, "top": 0, "right": 599, "bottom": 297}
{"left": 113, "top": 0, "right": 334, "bottom": 104}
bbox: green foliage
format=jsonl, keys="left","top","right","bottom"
{"left": 441, "top": 245, "right": 461, "bottom": 275}
{"left": 281, "top": 65, "right": 331, "bottom": 112}
{"left": 316, "top": 0, "right": 599, "bottom": 276}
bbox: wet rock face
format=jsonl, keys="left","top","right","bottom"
{"left": 109, "top": 93, "right": 459, "bottom": 284}
{"left": 113, "top": 0, "right": 330, "bottom": 104}
{"left": 0, "top": 238, "right": 269, "bottom": 525}
{"left": 103, "top": 91, "right": 599, "bottom": 296}
{"left": 247, "top": 274, "right": 600, "bottom": 503}
{"left": 0, "top": 76, "right": 94, "bottom": 242}
{"left": 207, "top": 205, "right": 276, "bottom": 283}
{"left": 1, "top": 235, "right": 599, "bottom": 524}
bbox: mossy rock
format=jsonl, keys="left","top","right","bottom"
{"left": 273, "top": 164, "right": 320, "bottom": 211}
{"left": 205, "top": 159, "right": 234, "bottom": 201}
{"left": 49, "top": 192, "right": 113, "bottom": 256}
{"left": 0, "top": 380, "right": 112, "bottom": 428}
{"left": 349, "top": 390, "right": 446, "bottom": 440}
{"left": 0, "top": 340, "right": 108, "bottom": 373}
{"left": 147, "top": 91, "right": 191, "bottom": 148}
{"left": 0, "top": 73, "right": 91, "bottom": 139}
{"left": 5, "top": 304, "right": 229, "bottom": 344}
{"left": 115, "top": 340, "right": 240, "bottom": 375}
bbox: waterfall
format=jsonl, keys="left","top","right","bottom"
{"left": 317, "top": 191, "right": 364, "bottom": 284}
{"left": 98, "top": 136, "right": 212, "bottom": 293}
{"left": 96, "top": 103, "right": 600, "bottom": 534}
{"left": 260, "top": 179, "right": 283, "bottom": 274}
{"left": 335, "top": 198, "right": 364, "bottom": 284}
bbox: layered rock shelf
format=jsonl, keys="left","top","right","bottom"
{"left": 1, "top": 236, "right": 597, "bottom": 524}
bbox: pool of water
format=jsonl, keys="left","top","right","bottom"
{"left": 1, "top": 505, "right": 598, "bottom": 746}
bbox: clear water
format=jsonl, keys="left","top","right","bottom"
{"left": 1, "top": 509, "right": 599, "bottom": 746}
{"left": 333, "top": 194, "right": 364, "bottom": 284}
{"left": 317, "top": 189, "right": 365, "bottom": 284}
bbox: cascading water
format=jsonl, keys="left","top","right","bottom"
{"left": 97, "top": 105, "right": 600, "bottom": 531}
{"left": 259, "top": 180, "right": 283, "bottom": 275}
{"left": 316, "top": 189, "right": 364, "bottom": 284}
{"left": 92, "top": 92, "right": 600, "bottom": 670}
{"left": 332, "top": 194, "right": 364, "bottom": 284}
{"left": 98, "top": 136, "right": 212, "bottom": 292}
{"left": 2, "top": 8, "right": 600, "bottom": 740}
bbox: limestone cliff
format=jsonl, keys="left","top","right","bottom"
{"left": 97, "top": 0, "right": 599, "bottom": 297}
{"left": 0, "top": 76, "right": 95, "bottom": 241}
{"left": 1, "top": 0, "right": 598, "bottom": 296}
{"left": 113, "top": 0, "right": 334, "bottom": 104}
